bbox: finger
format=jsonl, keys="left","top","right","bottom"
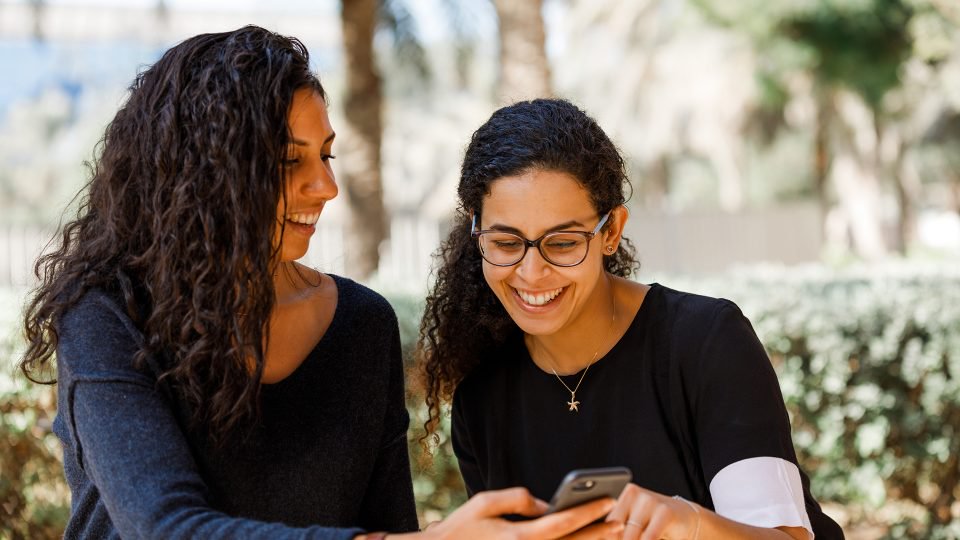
{"left": 623, "top": 497, "right": 655, "bottom": 540}
{"left": 520, "top": 497, "right": 617, "bottom": 539}
{"left": 640, "top": 507, "right": 672, "bottom": 540}
{"left": 606, "top": 483, "right": 640, "bottom": 524}
{"left": 468, "top": 487, "right": 548, "bottom": 519}
{"left": 560, "top": 520, "right": 625, "bottom": 540}
{"left": 622, "top": 518, "right": 643, "bottom": 540}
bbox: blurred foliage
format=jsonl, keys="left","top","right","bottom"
{"left": 385, "top": 292, "right": 468, "bottom": 525}
{"left": 692, "top": 0, "right": 919, "bottom": 110}
{"left": 0, "top": 289, "right": 69, "bottom": 540}
{"left": 4, "top": 265, "right": 960, "bottom": 536}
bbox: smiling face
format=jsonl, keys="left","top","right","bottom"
{"left": 479, "top": 168, "right": 617, "bottom": 337}
{"left": 274, "top": 88, "right": 338, "bottom": 262}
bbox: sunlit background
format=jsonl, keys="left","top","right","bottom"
{"left": 2, "top": 0, "right": 959, "bottom": 538}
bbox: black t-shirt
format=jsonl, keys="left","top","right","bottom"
{"left": 452, "top": 283, "right": 843, "bottom": 537}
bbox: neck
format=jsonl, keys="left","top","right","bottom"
{"left": 272, "top": 261, "right": 321, "bottom": 304}
{"left": 526, "top": 273, "right": 618, "bottom": 375}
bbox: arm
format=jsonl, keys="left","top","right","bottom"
{"left": 607, "top": 484, "right": 807, "bottom": 540}
{"left": 606, "top": 302, "right": 815, "bottom": 539}
{"left": 60, "top": 295, "right": 363, "bottom": 540}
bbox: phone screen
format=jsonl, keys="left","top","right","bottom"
{"left": 547, "top": 466, "right": 632, "bottom": 513}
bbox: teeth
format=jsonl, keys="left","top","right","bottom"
{"left": 287, "top": 212, "right": 320, "bottom": 225}
{"left": 516, "top": 287, "right": 564, "bottom": 306}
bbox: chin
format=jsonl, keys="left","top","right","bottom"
{"left": 506, "top": 308, "right": 564, "bottom": 337}
{"left": 280, "top": 248, "right": 308, "bottom": 262}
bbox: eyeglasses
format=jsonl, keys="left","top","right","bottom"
{"left": 471, "top": 212, "right": 611, "bottom": 267}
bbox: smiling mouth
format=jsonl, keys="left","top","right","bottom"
{"left": 285, "top": 211, "right": 320, "bottom": 226}
{"left": 513, "top": 286, "right": 566, "bottom": 307}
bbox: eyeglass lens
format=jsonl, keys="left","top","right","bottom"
{"left": 478, "top": 232, "right": 590, "bottom": 266}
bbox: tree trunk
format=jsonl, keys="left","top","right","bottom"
{"left": 492, "top": 0, "right": 552, "bottom": 104}
{"left": 340, "top": 0, "right": 386, "bottom": 280}
{"left": 952, "top": 174, "right": 960, "bottom": 218}
{"left": 830, "top": 91, "right": 888, "bottom": 260}
{"left": 813, "top": 87, "right": 831, "bottom": 217}
{"left": 881, "top": 122, "right": 919, "bottom": 254}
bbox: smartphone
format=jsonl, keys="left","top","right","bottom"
{"left": 546, "top": 466, "right": 632, "bottom": 513}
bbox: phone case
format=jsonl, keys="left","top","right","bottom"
{"left": 547, "top": 466, "right": 632, "bottom": 513}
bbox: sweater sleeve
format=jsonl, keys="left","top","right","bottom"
{"left": 58, "top": 293, "right": 364, "bottom": 540}
{"left": 356, "top": 313, "right": 419, "bottom": 532}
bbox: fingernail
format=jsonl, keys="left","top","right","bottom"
{"left": 610, "top": 522, "right": 625, "bottom": 533}
{"left": 603, "top": 499, "right": 617, "bottom": 513}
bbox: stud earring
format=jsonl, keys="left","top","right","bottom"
{"left": 605, "top": 246, "right": 615, "bottom": 254}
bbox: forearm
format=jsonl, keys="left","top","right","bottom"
{"left": 353, "top": 533, "right": 424, "bottom": 540}
{"left": 691, "top": 501, "right": 808, "bottom": 540}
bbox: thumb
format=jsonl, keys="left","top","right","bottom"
{"left": 468, "top": 487, "right": 549, "bottom": 519}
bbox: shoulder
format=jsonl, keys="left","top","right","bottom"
{"left": 57, "top": 288, "right": 150, "bottom": 380}
{"left": 647, "top": 284, "right": 759, "bottom": 358}
{"left": 654, "top": 283, "right": 744, "bottom": 332}
{"left": 651, "top": 283, "right": 765, "bottom": 371}
{"left": 655, "top": 285, "right": 775, "bottom": 393}
{"left": 329, "top": 274, "right": 398, "bottom": 328}
{"left": 59, "top": 287, "right": 142, "bottom": 346}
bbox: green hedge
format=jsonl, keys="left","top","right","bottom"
{"left": 0, "top": 289, "right": 70, "bottom": 539}
{"left": 3, "top": 264, "right": 960, "bottom": 538}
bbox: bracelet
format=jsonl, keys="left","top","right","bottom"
{"left": 672, "top": 495, "right": 701, "bottom": 540}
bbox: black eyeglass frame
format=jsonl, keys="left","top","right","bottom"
{"left": 470, "top": 211, "right": 612, "bottom": 267}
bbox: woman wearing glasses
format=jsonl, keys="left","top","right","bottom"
{"left": 20, "top": 28, "right": 620, "bottom": 540}
{"left": 418, "top": 99, "right": 843, "bottom": 540}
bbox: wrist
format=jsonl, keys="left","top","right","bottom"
{"left": 672, "top": 495, "right": 701, "bottom": 540}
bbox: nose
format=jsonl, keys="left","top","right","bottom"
{"left": 299, "top": 160, "right": 338, "bottom": 201}
{"left": 515, "top": 243, "right": 551, "bottom": 282}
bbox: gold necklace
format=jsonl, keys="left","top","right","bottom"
{"left": 543, "top": 287, "right": 617, "bottom": 413}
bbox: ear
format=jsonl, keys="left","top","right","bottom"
{"left": 602, "top": 205, "right": 629, "bottom": 255}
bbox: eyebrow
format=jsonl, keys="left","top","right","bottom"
{"left": 290, "top": 132, "right": 336, "bottom": 147}
{"left": 485, "top": 220, "right": 587, "bottom": 235}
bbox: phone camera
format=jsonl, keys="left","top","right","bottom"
{"left": 573, "top": 480, "right": 596, "bottom": 491}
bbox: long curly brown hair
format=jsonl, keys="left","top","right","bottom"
{"left": 20, "top": 26, "right": 325, "bottom": 445}
{"left": 417, "top": 98, "right": 639, "bottom": 442}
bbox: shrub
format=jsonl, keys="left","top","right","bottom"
{"left": 0, "top": 288, "right": 69, "bottom": 540}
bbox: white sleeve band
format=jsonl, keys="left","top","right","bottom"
{"left": 708, "top": 456, "right": 814, "bottom": 539}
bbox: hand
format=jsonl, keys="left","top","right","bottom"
{"left": 424, "top": 487, "right": 624, "bottom": 540}
{"left": 605, "top": 483, "right": 697, "bottom": 540}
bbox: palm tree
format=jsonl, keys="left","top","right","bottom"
{"left": 491, "top": 0, "right": 552, "bottom": 103}
{"left": 339, "top": 0, "right": 387, "bottom": 279}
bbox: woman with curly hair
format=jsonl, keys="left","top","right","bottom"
{"left": 20, "top": 27, "right": 619, "bottom": 540}
{"left": 418, "top": 98, "right": 843, "bottom": 540}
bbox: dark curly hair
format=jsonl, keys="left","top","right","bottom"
{"left": 417, "top": 98, "right": 639, "bottom": 442}
{"left": 20, "top": 26, "right": 325, "bottom": 445}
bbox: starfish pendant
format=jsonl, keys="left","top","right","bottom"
{"left": 567, "top": 399, "right": 580, "bottom": 412}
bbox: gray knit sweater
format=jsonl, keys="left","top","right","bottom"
{"left": 53, "top": 275, "right": 418, "bottom": 539}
